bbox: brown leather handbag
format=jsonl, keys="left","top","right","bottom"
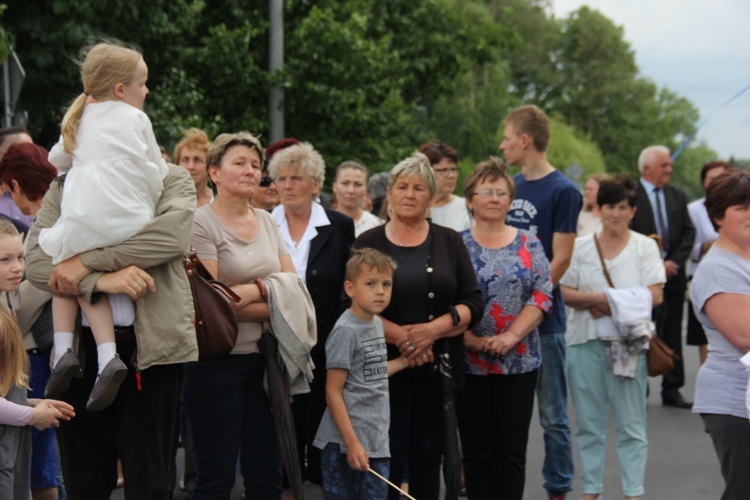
{"left": 183, "top": 250, "right": 241, "bottom": 360}
{"left": 647, "top": 334, "right": 677, "bottom": 377}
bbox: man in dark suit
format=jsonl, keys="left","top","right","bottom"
{"left": 631, "top": 145, "right": 696, "bottom": 408}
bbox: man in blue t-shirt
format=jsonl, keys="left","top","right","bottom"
{"left": 501, "top": 105, "right": 582, "bottom": 500}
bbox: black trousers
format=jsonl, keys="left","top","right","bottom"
{"left": 457, "top": 371, "right": 538, "bottom": 500}
{"left": 387, "top": 375, "right": 444, "bottom": 500}
{"left": 702, "top": 413, "right": 750, "bottom": 500}
{"left": 653, "top": 288, "right": 686, "bottom": 398}
{"left": 291, "top": 356, "right": 327, "bottom": 486}
{"left": 56, "top": 327, "right": 182, "bottom": 500}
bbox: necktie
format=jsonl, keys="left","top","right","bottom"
{"left": 654, "top": 187, "right": 670, "bottom": 253}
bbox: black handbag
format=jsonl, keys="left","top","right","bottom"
{"left": 183, "top": 250, "right": 241, "bottom": 360}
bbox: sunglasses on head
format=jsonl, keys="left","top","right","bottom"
{"left": 259, "top": 176, "right": 274, "bottom": 187}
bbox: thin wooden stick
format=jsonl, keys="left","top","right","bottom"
{"left": 368, "top": 467, "right": 417, "bottom": 500}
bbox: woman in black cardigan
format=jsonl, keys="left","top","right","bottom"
{"left": 354, "top": 152, "right": 483, "bottom": 500}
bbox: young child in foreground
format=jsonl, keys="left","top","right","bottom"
{"left": 0, "top": 220, "right": 74, "bottom": 495}
{"left": 313, "top": 248, "right": 408, "bottom": 499}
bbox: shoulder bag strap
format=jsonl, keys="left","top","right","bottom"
{"left": 593, "top": 234, "right": 615, "bottom": 288}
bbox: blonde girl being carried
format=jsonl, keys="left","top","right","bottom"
{"left": 41, "top": 41, "right": 168, "bottom": 412}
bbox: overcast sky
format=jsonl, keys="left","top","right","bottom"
{"left": 550, "top": 0, "right": 750, "bottom": 160}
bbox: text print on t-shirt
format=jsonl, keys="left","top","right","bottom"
{"left": 506, "top": 198, "right": 539, "bottom": 236}
{"left": 363, "top": 338, "right": 388, "bottom": 381}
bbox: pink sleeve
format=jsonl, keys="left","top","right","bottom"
{"left": 0, "top": 396, "right": 33, "bottom": 426}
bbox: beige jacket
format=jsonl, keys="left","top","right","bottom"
{"left": 26, "top": 164, "right": 199, "bottom": 370}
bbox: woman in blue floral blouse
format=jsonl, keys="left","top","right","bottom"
{"left": 457, "top": 157, "right": 553, "bottom": 500}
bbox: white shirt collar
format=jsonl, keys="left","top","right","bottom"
{"left": 309, "top": 201, "right": 331, "bottom": 228}
{"left": 271, "top": 202, "right": 331, "bottom": 285}
{"left": 640, "top": 177, "right": 658, "bottom": 193}
{"left": 271, "top": 201, "right": 331, "bottom": 232}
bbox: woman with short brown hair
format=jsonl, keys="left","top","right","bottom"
{"left": 183, "top": 132, "right": 294, "bottom": 498}
{"left": 691, "top": 170, "right": 750, "bottom": 500}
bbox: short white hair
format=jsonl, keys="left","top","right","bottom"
{"left": 638, "top": 145, "right": 670, "bottom": 174}
{"left": 268, "top": 142, "right": 325, "bottom": 185}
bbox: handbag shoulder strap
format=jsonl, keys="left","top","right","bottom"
{"left": 593, "top": 234, "right": 615, "bottom": 288}
{"left": 184, "top": 249, "right": 241, "bottom": 302}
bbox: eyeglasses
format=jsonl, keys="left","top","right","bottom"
{"left": 433, "top": 167, "right": 459, "bottom": 176}
{"left": 259, "top": 176, "right": 274, "bottom": 187}
{"left": 475, "top": 189, "right": 510, "bottom": 199}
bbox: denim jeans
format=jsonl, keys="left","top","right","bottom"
{"left": 28, "top": 352, "right": 59, "bottom": 489}
{"left": 321, "top": 443, "right": 390, "bottom": 499}
{"left": 537, "top": 332, "right": 574, "bottom": 495}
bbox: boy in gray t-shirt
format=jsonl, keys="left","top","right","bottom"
{"left": 314, "top": 249, "right": 408, "bottom": 499}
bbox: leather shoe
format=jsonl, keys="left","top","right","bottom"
{"left": 45, "top": 349, "right": 81, "bottom": 398}
{"left": 86, "top": 355, "right": 128, "bottom": 412}
{"left": 663, "top": 393, "right": 693, "bottom": 409}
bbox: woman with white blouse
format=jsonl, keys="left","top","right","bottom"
{"left": 560, "top": 178, "right": 665, "bottom": 500}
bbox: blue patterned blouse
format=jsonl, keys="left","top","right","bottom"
{"left": 461, "top": 229, "right": 553, "bottom": 375}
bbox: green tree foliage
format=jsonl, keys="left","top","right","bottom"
{"left": 546, "top": 118, "right": 606, "bottom": 177}
{"left": 6, "top": 0, "right": 203, "bottom": 146}
{"left": 5, "top": 0, "right": 707, "bottom": 195}
{"left": 506, "top": 6, "right": 702, "bottom": 193}
{"left": 0, "top": 4, "right": 10, "bottom": 64}
{"left": 424, "top": 0, "right": 517, "bottom": 163}
{"left": 283, "top": 3, "right": 422, "bottom": 172}
{"left": 500, "top": 0, "right": 562, "bottom": 107}
{"left": 8, "top": 0, "right": 497, "bottom": 185}
{"left": 729, "top": 157, "right": 750, "bottom": 170}
{"left": 551, "top": 7, "right": 698, "bottom": 178}
{"left": 672, "top": 142, "right": 720, "bottom": 200}
{"left": 557, "top": 7, "right": 638, "bottom": 138}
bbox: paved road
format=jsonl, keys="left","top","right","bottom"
{"left": 113, "top": 340, "right": 723, "bottom": 499}
{"left": 522, "top": 346, "right": 723, "bottom": 499}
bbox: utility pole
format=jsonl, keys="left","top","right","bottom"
{"left": 3, "top": 59, "right": 11, "bottom": 128}
{"left": 269, "top": 0, "right": 284, "bottom": 142}
{"left": 2, "top": 49, "right": 25, "bottom": 128}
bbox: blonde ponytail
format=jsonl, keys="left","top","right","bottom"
{"left": 60, "top": 92, "right": 88, "bottom": 155}
{"left": 60, "top": 41, "right": 143, "bottom": 155}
